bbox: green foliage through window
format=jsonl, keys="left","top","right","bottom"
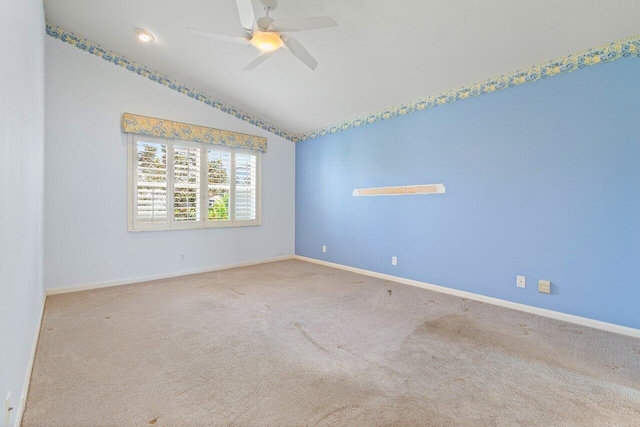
{"left": 209, "top": 192, "right": 229, "bottom": 220}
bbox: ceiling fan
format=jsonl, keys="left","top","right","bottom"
{"left": 188, "top": 0, "right": 338, "bottom": 71}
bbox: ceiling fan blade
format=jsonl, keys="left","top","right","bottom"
{"left": 269, "top": 16, "right": 337, "bottom": 32}
{"left": 280, "top": 36, "right": 317, "bottom": 70}
{"left": 188, "top": 28, "right": 251, "bottom": 46}
{"left": 243, "top": 50, "right": 277, "bottom": 71}
{"left": 235, "top": 0, "right": 255, "bottom": 32}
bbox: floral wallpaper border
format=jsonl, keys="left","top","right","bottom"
{"left": 296, "top": 34, "right": 640, "bottom": 142}
{"left": 122, "top": 113, "right": 267, "bottom": 152}
{"left": 47, "top": 22, "right": 639, "bottom": 144}
{"left": 46, "top": 23, "right": 294, "bottom": 142}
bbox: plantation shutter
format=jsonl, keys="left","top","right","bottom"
{"left": 207, "top": 149, "right": 232, "bottom": 222}
{"left": 135, "top": 140, "right": 168, "bottom": 229}
{"left": 173, "top": 144, "right": 201, "bottom": 224}
{"left": 235, "top": 152, "right": 258, "bottom": 221}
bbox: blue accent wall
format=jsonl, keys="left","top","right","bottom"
{"left": 296, "top": 58, "right": 640, "bottom": 329}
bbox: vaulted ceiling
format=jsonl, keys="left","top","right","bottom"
{"left": 44, "top": 0, "right": 640, "bottom": 135}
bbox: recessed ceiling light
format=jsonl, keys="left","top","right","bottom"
{"left": 134, "top": 28, "right": 154, "bottom": 43}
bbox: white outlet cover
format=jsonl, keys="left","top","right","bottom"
{"left": 392, "top": 256, "right": 397, "bottom": 266}
{"left": 517, "top": 275, "right": 526, "bottom": 288}
{"left": 322, "top": 245, "right": 326, "bottom": 253}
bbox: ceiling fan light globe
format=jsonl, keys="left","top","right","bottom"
{"left": 251, "top": 32, "right": 282, "bottom": 52}
{"left": 258, "top": 43, "right": 277, "bottom": 52}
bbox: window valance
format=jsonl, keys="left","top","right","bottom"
{"left": 121, "top": 113, "right": 267, "bottom": 152}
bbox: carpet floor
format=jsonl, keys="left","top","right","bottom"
{"left": 23, "top": 259, "right": 640, "bottom": 426}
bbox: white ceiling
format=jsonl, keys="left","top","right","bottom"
{"left": 44, "top": 0, "right": 640, "bottom": 135}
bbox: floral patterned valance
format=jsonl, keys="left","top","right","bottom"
{"left": 121, "top": 113, "right": 267, "bottom": 152}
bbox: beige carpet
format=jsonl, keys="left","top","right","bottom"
{"left": 23, "top": 259, "right": 640, "bottom": 426}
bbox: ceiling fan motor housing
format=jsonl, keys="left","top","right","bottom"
{"left": 257, "top": 16, "right": 274, "bottom": 31}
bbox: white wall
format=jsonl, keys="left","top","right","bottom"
{"left": 45, "top": 37, "right": 295, "bottom": 291}
{"left": 0, "top": 1, "right": 45, "bottom": 426}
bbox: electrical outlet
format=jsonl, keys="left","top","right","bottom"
{"left": 322, "top": 245, "right": 326, "bottom": 253}
{"left": 538, "top": 280, "right": 551, "bottom": 294}
{"left": 5, "top": 391, "right": 13, "bottom": 427}
{"left": 180, "top": 254, "right": 185, "bottom": 262}
{"left": 517, "top": 275, "right": 526, "bottom": 288}
{"left": 391, "top": 256, "right": 397, "bottom": 266}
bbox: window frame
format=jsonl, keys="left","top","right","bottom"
{"left": 128, "top": 134, "right": 261, "bottom": 232}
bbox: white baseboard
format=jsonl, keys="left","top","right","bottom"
{"left": 46, "top": 255, "right": 295, "bottom": 296}
{"left": 294, "top": 255, "right": 640, "bottom": 339}
{"left": 15, "top": 289, "right": 47, "bottom": 427}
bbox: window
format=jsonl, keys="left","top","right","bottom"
{"left": 128, "top": 135, "right": 261, "bottom": 231}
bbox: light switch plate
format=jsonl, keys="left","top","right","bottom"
{"left": 538, "top": 280, "right": 551, "bottom": 294}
